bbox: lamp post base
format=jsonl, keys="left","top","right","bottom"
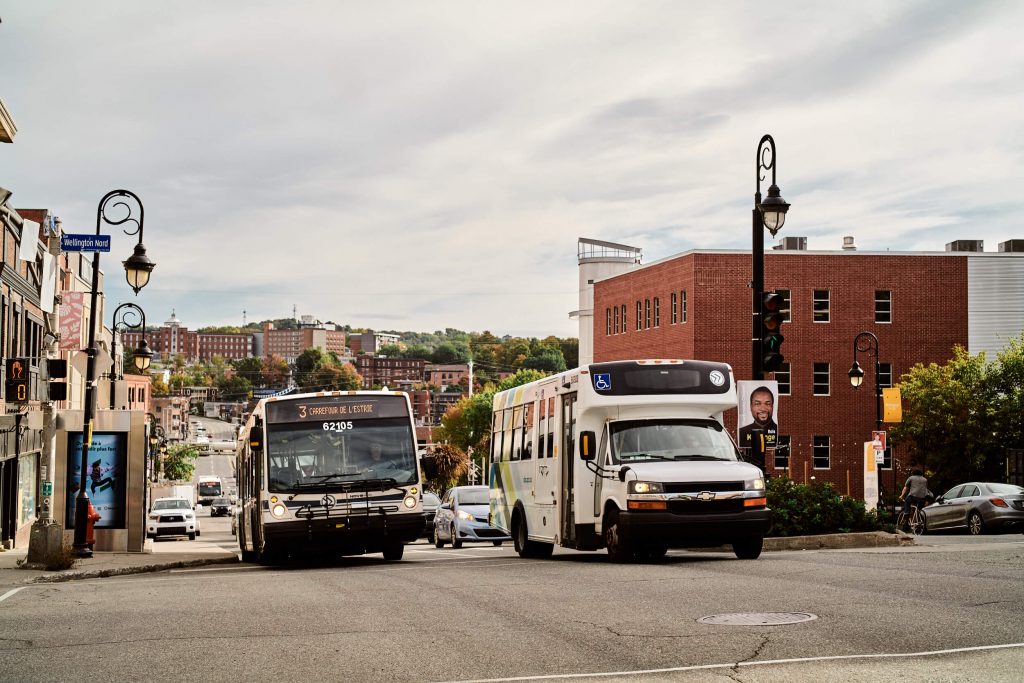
{"left": 26, "top": 520, "right": 66, "bottom": 567}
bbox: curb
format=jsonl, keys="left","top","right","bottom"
{"left": 27, "top": 555, "right": 240, "bottom": 583}
{"left": 764, "top": 530, "right": 913, "bottom": 551}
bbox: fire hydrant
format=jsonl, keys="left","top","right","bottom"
{"left": 86, "top": 502, "right": 102, "bottom": 551}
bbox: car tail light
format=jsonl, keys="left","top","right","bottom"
{"left": 990, "top": 498, "right": 1009, "bottom": 507}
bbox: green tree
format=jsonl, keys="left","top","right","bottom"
{"left": 312, "top": 363, "right": 362, "bottom": 391}
{"left": 295, "top": 348, "right": 326, "bottom": 390}
{"left": 233, "top": 356, "right": 266, "bottom": 386}
{"left": 162, "top": 443, "right": 200, "bottom": 482}
{"left": 262, "top": 355, "right": 290, "bottom": 386}
{"left": 432, "top": 341, "right": 470, "bottom": 364}
{"left": 217, "top": 374, "right": 252, "bottom": 401}
{"left": 424, "top": 442, "right": 469, "bottom": 493}
{"left": 523, "top": 346, "right": 567, "bottom": 373}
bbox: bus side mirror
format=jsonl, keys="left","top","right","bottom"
{"left": 420, "top": 455, "right": 438, "bottom": 480}
{"left": 249, "top": 432, "right": 263, "bottom": 453}
{"left": 579, "top": 431, "right": 597, "bottom": 461}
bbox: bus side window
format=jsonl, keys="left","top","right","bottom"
{"left": 491, "top": 412, "right": 502, "bottom": 463}
{"left": 501, "top": 409, "right": 513, "bottom": 461}
{"left": 522, "top": 402, "right": 535, "bottom": 460}
{"left": 537, "top": 402, "right": 546, "bottom": 461}
{"left": 546, "top": 397, "right": 556, "bottom": 458}
{"left": 511, "top": 406, "right": 523, "bottom": 461}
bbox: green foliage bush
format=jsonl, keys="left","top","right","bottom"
{"left": 766, "top": 477, "right": 884, "bottom": 537}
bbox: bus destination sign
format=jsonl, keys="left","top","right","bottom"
{"left": 267, "top": 395, "right": 408, "bottom": 423}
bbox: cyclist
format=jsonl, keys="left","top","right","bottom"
{"left": 899, "top": 467, "right": 929, "bottom": 528}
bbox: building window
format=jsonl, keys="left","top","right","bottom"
{"left": 774, "top": 435, "right": 790, "bottom": 470}
{"left": 671, "top": 292, "right": 678, "bottom": 324}
{"left": 653, "top": 297, "right": 660, "bottom": 327}
{"left": 644, "top": 299, "right": 651, "bottom": 329}
{"left": 613, "top": 305, "right": 620, "bottom": 334}
{"left": 813, "top": 436, "right": 830, "bottom": 469}
{"left": 621, "top": 305, "right": 627, "bottom": 334}
{"left": 775, "top": 362, "right": 791, "bottom": 395}
{"left": 680, "top": 290, "right": 688, "bottom": 323}
{"left": 606, "top": 308, "right": 612, "bottom": 336}
{"left": 777, "top": 288, "right": 791, "bottom": 322}
{"left": 875, "top": 290, "right": 892, "bottom": 323}
{"left": 813, "top": 289, "right": 830, "bottom": 322}
{"left": 813, "top": 362, "right": 830, "bottom": 395}
{"left": 636, "top": 302, "right": 642, "bottom": 331}
{"left": 879, "top": 362, "right": 893, "bottom": 388}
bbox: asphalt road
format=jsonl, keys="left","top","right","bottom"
{"left": 2, "top": 524, "right": 1023, "bottom": 682}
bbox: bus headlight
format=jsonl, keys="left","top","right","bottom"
{"left": 629, "top": 481, "right": 664, "bottom": 494}
{"left": 271, "top": 502, "right": 287, "bottom": 518}
{"left": 745, "top": 478, "right": 765, "bottom": 491}
{"left": 403, "top": 495, "right": 417, "bottom": 509}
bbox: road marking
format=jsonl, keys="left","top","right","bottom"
{"left": 170, "top": 565, "right": 262, "bottom": 574}
{"left": 436, "top": 642, "right": 1024, "bottom": 683}
{"left": 0, "top": 587, "right": 27, "bottom": 603}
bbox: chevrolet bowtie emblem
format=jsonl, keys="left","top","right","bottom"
{"left": 697, "top": 491, "right": 715, "bottom": 501}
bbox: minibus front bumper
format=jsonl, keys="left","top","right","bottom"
{"left": 617, "top": 507, "right": 771, "bottom": 547}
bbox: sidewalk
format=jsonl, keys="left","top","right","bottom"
{"left": 0, "top": 531, "right": 911, "bottom": 588}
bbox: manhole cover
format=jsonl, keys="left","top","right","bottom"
{"left": 698, "top": 612, "right": 818, "bottom": 626}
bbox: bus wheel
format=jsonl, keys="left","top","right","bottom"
{"left": 732, "top": 536, "right": 763, "bottom": 560}
{"left": 258, "top": 545, "right": 282, "bottom": 566}
{"left": 241, "top": 546, "right": 257, "bottom": 563}
{"left": 604, "top": 509, "right": 633, "bottom": 563}
{"left": 382, "top": 543, "right": 404, "bottom": 561}
{"left": 514, "top": 513, "right": 553, "bottom": 559}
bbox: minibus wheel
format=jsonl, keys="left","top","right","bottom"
{"left": 732, "top": 536, "right": 763, "bottom": 560}
{"left": 604, "top": 509, "right": 633, "bottom": 563}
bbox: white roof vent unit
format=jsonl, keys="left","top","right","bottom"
{"left": 842, "top": 236, "right": 857, "bottom": 251}
{"left": 773, "top": 236, "right": 807, "bottom": 251}
{"left": 946, "top": 240, "right": 984, "bottom": 252}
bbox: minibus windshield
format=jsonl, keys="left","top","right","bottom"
{"left": 609, "top": 419, "right": 739, "bottom": 464}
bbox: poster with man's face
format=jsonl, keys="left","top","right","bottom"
{"left": 737, "top": 381, "right": 779, "bottom": 450}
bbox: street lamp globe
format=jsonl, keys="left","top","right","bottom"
{"left": 133, "top": 338, "right": 154, "bottom": 371}
{"left": 123, "top": 243, "right": 155, "bottom": 295}
{"left": 759, "top": 184, "right": 791, "bottom": 237}
{"left": 848, "top": 360, "right": 865, "bottom": 388}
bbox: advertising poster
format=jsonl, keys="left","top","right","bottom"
{"left": 58, "top": 291, "right": 85, "bottom": 352}
{"left": 736, "top": 380, "right": 779, "bottom": 451}
{"left": 863, "top": 442, "right": 879, "bottom": 512}
{"left": 66, "top": 432, "right": 127, "bottom": 529}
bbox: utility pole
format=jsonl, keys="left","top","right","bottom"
{"left": 467, "top": 358, "right": 473, "bottom": 398}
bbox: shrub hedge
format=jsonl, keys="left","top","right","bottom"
{"left": 766, "top": 477, "right": 885, "bottom": 537}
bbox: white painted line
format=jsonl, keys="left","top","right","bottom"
{"left": 170, "top": 565, "right": 262, "bottom": 574}
{"left": 0, "top": 586, "right": 27, "bottom": 603}
{"left": 436, "top": 642, "right": 1024, "bottom": 683}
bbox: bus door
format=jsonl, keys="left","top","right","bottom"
{"left": 560, "top": 392, "right": 577, "bottom": 544}
{"left": 534, "top": 395, "right": 557, "bottom": 537}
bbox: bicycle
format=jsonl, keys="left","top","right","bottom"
{"left": 896, "top": 499, "right": 927, "bottom": 536}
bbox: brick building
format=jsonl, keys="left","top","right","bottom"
{"left": 355, "top": 356, "right": 426, "bottom": 390}
{"left": 261, "top": 322, "right": 346, "bottom": 363}
{"left": 123, "top": 310, "right": 253, "bottom": 362}
{"left": 587, "top": 239, "right": 1024, "bottom": 501}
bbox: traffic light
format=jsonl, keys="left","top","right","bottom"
{"left": 47, "top": 358, "right": 68, "bottom": 402}
{"left": 5, "top": 358, "right": 30, "bottom": 403}
{"left": 761, "top": 291, "right": 785, "bottom": 373}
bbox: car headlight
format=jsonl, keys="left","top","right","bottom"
{"left": 457, "top": 509, "right": 474, "bottom": 521}
{"left": 148, "top": 514, "right": 159, "bottom": 521}
{"left": 184, "top": 513, "right": 193, "bottom": 519}
{"left": 629, "top": 481, "right": 664, "bottom": 494}
{"left": 745, "top": 478, "right": 765, "bottom": 491}
{"left": 271, "top": 502, "right": 287, "bottom": 518}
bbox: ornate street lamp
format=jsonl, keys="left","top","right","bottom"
{"left": 751, "top": 135, "right": 791, "bottom": 380}
{"left": 109, "top": 302, "right": 152, "bottom": 409}
{"left": 848, "top": 331, "right": 890, "bottom": 513}
{"left": 72, "top": 190, "right": 156, "bottom": 558}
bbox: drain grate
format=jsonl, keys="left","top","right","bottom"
{"left": 698, "top": 612, "right": 818, "bottom": 626}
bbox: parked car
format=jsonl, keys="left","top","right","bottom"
{"left": 421, "top": 491, "right": 441, "bottom": 542}
{"left": 210, "top": 496, "right": 232, "bottom": 517}
{"left": 922, "top": 482, "right": 1024, "bottom": 534}
{"left": 147, "top": 497, "right": 202, "bottom": 540}
{"left": 433, "top": 485, "right": 511, "bottom": 548}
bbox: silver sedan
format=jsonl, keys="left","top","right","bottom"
{"left": 922, "top": 482, "right": 1024, "bottom": 535}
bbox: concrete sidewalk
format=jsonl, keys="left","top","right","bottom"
{"left": 0, "top": 531, "right": 911, "bottom": 588}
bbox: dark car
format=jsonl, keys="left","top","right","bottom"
{"left": 433, "top": 485, "right": 510, "bottom": 548}
{"left": 421, "top": 491, "right": 441, "bottom": 542}
{"left": 210, "top": 496, "right": 232, "bottom": 517}
{"left": 922, "top": 482, "right": 1024, "bottom": 534}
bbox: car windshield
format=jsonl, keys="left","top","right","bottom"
{"left": 609, "top": 419, "right": 739, "bottom": 464}
{"left": 267, "top": 417, "right": 417, "bottom": 491}
{"left": 986, "top": 483, "right": 1024, "bottom": 495}
{"left": 153, "top": 499, "right": 190, "bottom": 510}
{"left": 457, "top": 488, "right": 489, "bottom": 506}
{"left": 212, "top": 497, "right": 229, "bottom": 505}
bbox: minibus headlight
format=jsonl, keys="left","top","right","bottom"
{"left": 630, "top": 481, "right": 664, "bottom": 494}
{"left": 271, "top": 502, "right": 287, "bottom": 518}
{"left": 746, "top": 478, "right": 765, "bottom": 491}
{"left": 403, "top": 495, "right": 417, "bottom": 509}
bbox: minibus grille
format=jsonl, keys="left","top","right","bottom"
{"left": 664, "top": 482, "right": 743, "bottom": 494}
{"left": 668, "top": 499, "right": 744, "bottom": 514}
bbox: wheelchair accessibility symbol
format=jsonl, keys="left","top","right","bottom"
{"left": 594, "top": 373, "right": 612, "bottom": 391}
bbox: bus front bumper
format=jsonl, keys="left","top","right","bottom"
{"left": 617, "top": 508, "right": 772, "bottom": 547}
{"left": 263, "top": 512, "right": 425, "bottom": 554}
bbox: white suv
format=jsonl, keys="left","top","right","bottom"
{"left": 148, "top": 497, "right": 201, "bottom": 540}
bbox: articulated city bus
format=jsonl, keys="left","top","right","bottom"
{"left": 489, "top": 360, "right": 771, "bottom": 562}
{"left": 236, "top": 391, "right": 426, "bottom": 564}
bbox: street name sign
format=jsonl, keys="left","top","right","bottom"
{"left": 61, "top": 233, "right": 111, "bottom": 252}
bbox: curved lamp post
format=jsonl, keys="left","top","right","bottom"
{"left": 109, "top": 303, "right": 153, "bottom": 409}
{"left": 73, "top": 190, "right": 156, "bottom": 558}
{"left": 848, "top": 331, "right": 890, "bottom": 513}
{"left": 751, "top": 135, "right": 791, "bottom": 379}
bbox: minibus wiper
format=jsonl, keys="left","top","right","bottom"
{"left": 672, "top": 454, "right": 728, "bottom": 461}
{"left": 620, "top": 453, "right": 672, "bottom": 461}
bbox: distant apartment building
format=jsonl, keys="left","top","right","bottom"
{"left": 261, "top": 322, "right": 346, "bottom": 363}
{"left": 123, "top": 310, "right": 253, "bottom": 362}
{"left": 349, "top": 331, "right": 401, "bottom": 355}
{"left": 355, "top": 356, "right": 425, "bottom": 390}
{"left": 424, "top": 363, "right": 468, "bottom": 390}
{"left": 153, "top": 396, "right": 190, "bottom": 441}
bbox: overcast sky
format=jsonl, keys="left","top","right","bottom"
{"left": 3, "top": 1, "right": 1022, "bottom": 338}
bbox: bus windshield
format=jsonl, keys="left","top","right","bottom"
{"left": 609, "top": 419, "right": 739, "bottom": 464}
{"left": 266, "top": 417, "right": 417, "bottom": 491}
{"left": 198, "top": 481, "right": 222, "bottom": 496}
